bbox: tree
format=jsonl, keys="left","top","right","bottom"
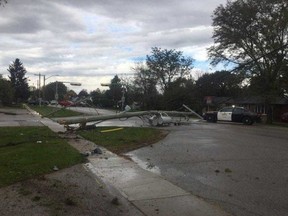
{"left": 146, "top": 47, "right": 194, "bottom": 92}
{"left": 133, "top": 63, "right": 160, "bottom": 109}
{"left": 194, "top": 71, "right": 244, "bottom": 111}
{"left": 195, "top": 71, "right": 244, "bottom": 98}
{"left": 8, "top": 58, "right": 30, "bottom": 102}
{"left": 43, "top": 82, "right": 67, "bottom": 101}
{"left": 78, "top": 89, "right": 89, "bottom": 98}
{"left": 119, "top": 75, "right": 136, "bottom": 107}
{"left": 162, "top": 77, "right": 195, "bottom": 110}
{"left": 105, "top": 75, "right": 123, "bottom": 108}
{"left": 66, "top": 90, "right": 77, "bottom": 100}
{"left": 0, "top": 77, "right": 13, "bottom": 106}
{"left": 208, "top": 0, "right": 288, "bottom": 123}
{"left": 91, "top": 88, "right": 110, "bottom": 107}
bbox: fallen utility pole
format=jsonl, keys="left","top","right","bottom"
{"left": 183, "top": 104, "right": 203, "bottom": 120}
{"left": 55, "top": 110, "right": 197, "bottom": 126}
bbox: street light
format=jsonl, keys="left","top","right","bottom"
{"left": 43, "top": 75, "right": 59, "bottom": 101}
{"left": 34, "top": 73, "right": 60, "bottom": 105}
{"left": 43, "top": 75, "right": 59, "bottom": 88}
{"left": 69, "top": 82, "right": 81, "bottom": 86}
{"left": 34, "top": 73, "right": 42, "bottom": 100}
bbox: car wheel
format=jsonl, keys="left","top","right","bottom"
{"left": 242, "top": 116, "right": 253, "bottom": 125}
{"left": 207, "top": 115, "right": 217, "bottom": 123}
{"left": 157, "top": 117, "right": 164, "bottom": 126}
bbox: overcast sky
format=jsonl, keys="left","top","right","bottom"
{"left": 0, "top": 0, "right": 227, "bottom": 92}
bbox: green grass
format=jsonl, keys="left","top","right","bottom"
{"left": 28, "top": 105, "right": 83, "bottom": 118}
{"left": 0, "top": 126, "right": 85, "bottom": 187}
{"left": 78, "top": 127, "right": 168, "bottom": 154}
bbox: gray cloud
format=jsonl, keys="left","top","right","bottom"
{"left": 0, "top": 0, "right": 227, "bottom": 91}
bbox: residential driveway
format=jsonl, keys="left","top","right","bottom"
{"left": 127, "top": 122, "right": 288, "bottom": 216}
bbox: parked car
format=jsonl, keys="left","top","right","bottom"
{"left": 149, "top": 112, "right": 174, "bottom": 126}
{"left": 281, "top": 112, "right": 288, "bottom": 122}
{"left": 27, "top": 99, "right": 38, "bottom": 105}
{"left": 203, "top": 106, "right": 260, "bottom": 125}
{"left": 58, "top": 100, "right": 74, "bottom": 107}
{"left": 27, "top": 99, "right": 49, "bottom": 105}
{"left": 41, "top": 100, "right": 49, "bottom": 105}
{"left": 50, "top": 100, "right": 58, "bottom": 105}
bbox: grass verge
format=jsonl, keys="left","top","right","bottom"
{"left": 28, "top": 105, "right": 83, "bottom": 118}
{"left": 78, "top": 127, "right": 169, "bottom": 154}
{"left": 0, "top": 126, "right": 85, "bottom": 188}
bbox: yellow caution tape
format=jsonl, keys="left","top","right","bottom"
{"left": 100, "top": 128, "right": 124, "bottom": 133}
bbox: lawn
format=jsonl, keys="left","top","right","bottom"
{"left": 28, "top": 105, "right": 83, "bottom": 118}
{"left": 0, "top": 126, "right": 84, "bottom": 187}
{"left": 78, "top": 127, "right": 169, "bottom": 154}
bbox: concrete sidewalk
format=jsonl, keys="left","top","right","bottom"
{"left": 86, "top": 151, "right": 230, "bottom": 216}
{"left": 2, "top": 107, "right": 230, "bottom": 215}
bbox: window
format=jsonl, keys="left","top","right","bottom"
{"left": 220, "top": 107, "right": 233, "bottom": 112}
{"left": 233, "top": 108, "right": 244, "bottom": 114}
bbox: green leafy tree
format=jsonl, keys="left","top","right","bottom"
{"left": 43, "top": 82, "right": 67, "bottom": 101}
{"left": 91, "top": 88, "right": 111, "bottom": 107}
{"left": 0, "top": 77, "right": 14, "bottom": 106}
{"left": 208, "top": 0, "right": 288, "bottom": 123}
{"left": 78, "top": 89, "right": 89, "bottom": 98}
{"left": 195, "top": 71, "right": 244, "bottom": 98}
{"left": 8, "top": 58, "right": 30, "bottom": 102}
{"left": 91, "top": 89, "right": 102, "bottom": 106}
{"left": 194, "top": 71, "right": 244, "bottom": 111}
{"left": 162, "top": 77, "right": 195, "bottom": 110}
{"left": 146, "top": 47, "right": 194, "bottom": 92}
{"left": 65, "top": 90, "right": 77, "bottom": 100}
{"left": 119, "top": 75, "right": 135, "bottom": 107}
{"left": 133, "top": 63, "right": 160, "bottom": 109}
{"left": 105, "top": 75, "right": 123, "bottom": 108}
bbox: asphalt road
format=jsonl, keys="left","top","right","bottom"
{"left": 127, "top": 122, "right": 288, "bottom": 216}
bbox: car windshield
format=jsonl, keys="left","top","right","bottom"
{"left": 220, "top": 107, "right": 233, "bottom": 112}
